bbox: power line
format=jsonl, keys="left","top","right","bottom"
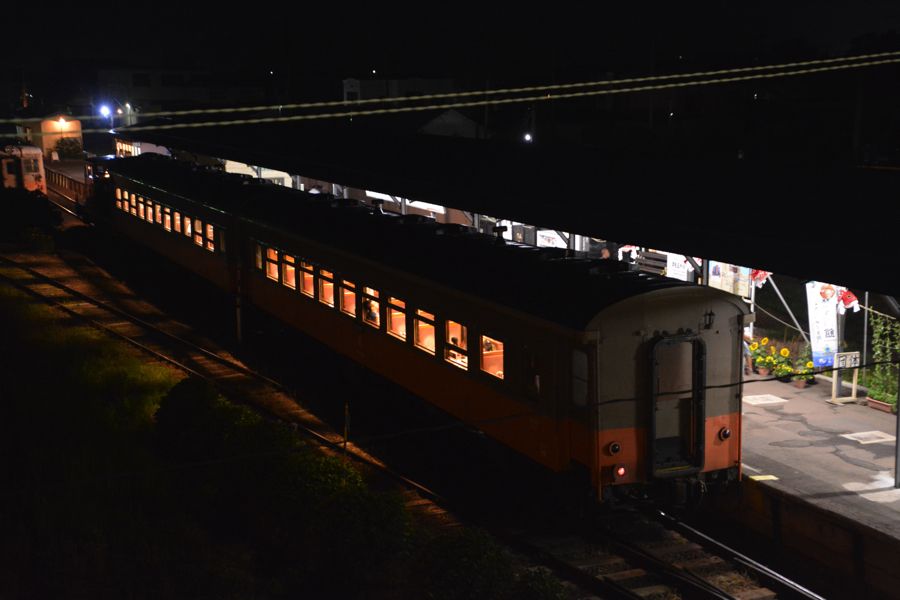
{"left": 53, "top": 55, "right": 900, "bottom": 135}
{"left": 3, "top": 48, "right": 900, "bottom": 126}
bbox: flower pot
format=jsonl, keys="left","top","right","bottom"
{"left": 791, "top": 379, "right": 809, "bottom": 389}
{"left": 757, "top": 367, "right": 771, "bottom": 377}
{"left": 866, "top": 397, "right": 896, "bottom": 413}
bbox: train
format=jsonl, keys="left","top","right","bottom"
{"left": 88, "top": 153, "right": 749, "bottom": 503}
{"left": 1, "top": 144, "right": 47, "bottom": 194}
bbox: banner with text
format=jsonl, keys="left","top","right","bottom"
{"left": 806, "top": 281, "right": 839, "bottom": 367}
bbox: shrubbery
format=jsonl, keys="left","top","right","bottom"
{"left": 0, "top": 185, "right": 61, "bottom": 242}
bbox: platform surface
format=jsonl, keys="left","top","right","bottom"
{"left": 741, "top": 373, "right": 900, "bottom": 539}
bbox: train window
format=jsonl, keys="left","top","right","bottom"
{"left": 414, "top": 309, "right": 436, "bottom": 355}
{"left": 254, "top": 244, "right": 263, "bottom": 270}
{"left": 444, "top": 320, "right": 468, "bottom": 370}
{"left": 23, "top": 159, "right": 39, "bottom": 173}
{"left": 130, "top": 196, "right": 137, "bottom": 215}
{"left": 318, "top": 269, "right": 335, "bottom": 307}
{"left": 163, "top": 207, "right": 172, "bottom": 232}
{"left": 387, "top": 297, "right": 406, "bottom": 340}
{"left": 155, "top": 204, "right": 163, "bottom": 225}
{"left": 138, "top": 199, "right": 145, "bottom": 220}
{"left": 282, "top": 255, "right": 296, "bottom": 289}
{"left": 266, "top": 248, "right": 279, "bottom": 281}
{"left": 362, "top": 287, "right": 380, "bottom": 328}
{"left": 193, "top": 219, "right": 204, "bottom": 246}
{"left": 184, "top": 215, "right": 192, "bottom": 237}
{"left": 144, "top": 201, "right": 154, "bottom": 223}
{"left": 174, "top": 211, "right": 182, "bottom": 233}
{"left": 571, "top": 350, "right": 588, "bottom": 407}
{"left": 299, "top": 261, "right": 314, "bottom": 297}
{"left": 115, "top": 188, "right": 122, "bottom": 200}
{"left": 341, "top": 280, "right": 357, "bottom": 316}
{"left": 205, "top": 224, "right": 215, "bottom": 252}
{"left": 480, "top": 336, "right": 505, "bottom": 380}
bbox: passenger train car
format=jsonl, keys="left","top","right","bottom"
{"left": 1, "top": 144, "right": 46, "bottom": 194}
{"left": 93, "top": 154, "right": 749, "bottom": 502}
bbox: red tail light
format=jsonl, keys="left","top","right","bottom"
{"left": 614, "top": 464, "right": 627, "bottom": 480}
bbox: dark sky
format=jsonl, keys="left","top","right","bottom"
{"left": 12, "top": 3, "right": 900, "bottom": 80}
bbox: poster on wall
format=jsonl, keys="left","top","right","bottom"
{"left": 805, "top": 281, "right": 839, "bottom": 367}
{"left": 707, "top": 261, "right": 752, "bottom": 297}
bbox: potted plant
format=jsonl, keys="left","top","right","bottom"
{"left": 750, "top": 337, "right": 771, "bottom": 375}
{"left": 791, "top": 360, "right": 815, "bottom": 389}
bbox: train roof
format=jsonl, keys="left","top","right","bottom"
{"left": 107, "top": 154, "right": 738, "bottom": 331}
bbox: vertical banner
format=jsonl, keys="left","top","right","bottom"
{"left": 806, "top": 281, "right": 839, "bottom": 367}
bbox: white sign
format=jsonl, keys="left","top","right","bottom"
{"left": 665, "top": 252, "right": 692, "bottom": 281}
{"left": 806, "top": 281, "right": 840, "bottom": 367}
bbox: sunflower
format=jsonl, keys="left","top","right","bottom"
{"left": 760, "top": 337, "right": 769, "bottom": 346}
{"left": 780, "top": 348, "right": 790, "bottom": 358}
{"left": 806, "top": 361, "right": 814, "bottom": 369}
{"left": 750, "top": 342, "right": 759, "bottom": 351}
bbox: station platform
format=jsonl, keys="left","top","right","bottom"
{"left": 740, "top": 371, "right": 900, "bottom": 538}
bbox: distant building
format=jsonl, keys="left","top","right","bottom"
{"left": 14, "top": 113, "right": 83, "bottom": 160}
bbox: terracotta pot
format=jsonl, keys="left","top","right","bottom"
{"left": 866, "top": 397, "right": 896, "bottom": 413}
{"left": 791, "top": 379, "right": 809, "bottom": 389}
{"left": 757, "top": 367, "right": 771, "bottom": 377}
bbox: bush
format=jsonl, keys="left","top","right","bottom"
{"left": 0, "top": 186, "right": 62, "bottom": 241}
{"left": 54, "top": 137, "right": 83, "bottom": 159}
{"left": 511, "top": 568, "right": 567, "bottom": 600}
{"left": 412, "top": 528, "right": 514, "bottom": 600}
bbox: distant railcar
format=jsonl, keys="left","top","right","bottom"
{"left": 97, "top": 154, "right": 749, "bottom": 502}
{"left": 1, "top": 145, "right": 46, "bottom": 194}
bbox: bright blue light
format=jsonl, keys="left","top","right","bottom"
{"left": 99, "top": 105, "right": 111, "bottom": 118}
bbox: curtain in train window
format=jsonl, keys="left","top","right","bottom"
{"left": 193, "top": 219, "right": 204, "bottom": 246}
{"left": 184, "top": 215, "right": 192, "bottom": 237}
{"left": 174, "top": 211, "right": 182, "bottom": 233}
{"left": 266, "top": 248, "right": 279, "bottom": 281}
{"left": 163, "top": 207, "right": 172, "bottom": 232}
{"left": 205, "top": 223, "right": 215, "bottom": 252}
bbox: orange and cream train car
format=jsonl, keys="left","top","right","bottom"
{"left": 97, "top": 154, "right": 749, "bottom": 502}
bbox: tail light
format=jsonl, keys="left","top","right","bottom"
{"left": 613, "top": 464, "right": 627, "bottom": 481}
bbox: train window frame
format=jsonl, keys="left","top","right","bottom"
{"left": 480, "top": 335, "right": 505, "bottom": 380}
{"left": 205, "top": 223, "right": 215, "bottom": 252}
{"left": 318, "top": 268, "right": 335, "bottom": 307}
{"left": 193, "top": 219, "right": 204, "bottom": 247}
{"left": 386, "top": 296, "right": 407, "bottom": 341}
{"left": 174, "top": 211, "right": 182, "bottom": 233}
{"left": 130, "top": 193, "right": 137, "bottom": 216}
{"left": 115, "top": 187, "right": 122, "bottom": 201}
{"left": 155, "top": 204, "right": 163, "bottom": 225}
{"left": 414, "top": 309, "right": 436, "bottom": 355}
{"left": 163, "top": 207, "right": 172, "bottom": 232}
{"left": 281, "top": 254, "right": 296, "bottom": 289}
{"left": 144, "top": 200, "right": 154, "bottom": 224}
{"left": 444, "top": 320, "right": 468, "bottom": 370}
{"left": 299, "top": 260, "right": 314, "bottom": 298}
{"left": 265, "top": 247, "right": 279, "bottom": 282}
{"left": 138, "top": 198, "right": 146, "bottom": 220}
{"left": 340, "top": 280, "right": 357, "bottom": 317}
{"left": 361, "top": 287, "right": 380, "bottom": 329}
{"left": 184, "top": 215, "right": 192, "bottom": 238}
{"left": 254, "top": 243, "right": 263, "bottom": 271}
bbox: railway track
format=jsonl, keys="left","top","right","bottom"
{"left": 0, "top": 249, "right": 826, "bottom": 600}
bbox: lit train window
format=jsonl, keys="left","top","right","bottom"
{"left": 318, "top": 269, "right": 334, "bottom": 306}
{"left": 115, "top": 188, "right": 122, "bottom": 200}
{"left": 341, "top": 281, "right": 357, "bottom": 316}
{"left": 362, "top": 287, "right": 380, "bottom": 328}
{"left": 444, "top": 320, "right": 468, "bottom": 370}
{"left": 266, "top": 248, "right": 279, "bottom": 281}
{"left": 193, "top": 219, "right": 203, "bottom": 246}
{"left": 255, "top": 244, "right": 263, "bottom": 270}
{"left": 138, "top": 198, "right": 145, "bottom": 220}
{"left": 163, "top": 207, "right": 172, "bottom": 231}
{"left": 155, "top": 204, "right": 162, "bottom": 225}
{"left": 184, "top": 215, "right": 192, "bottom": 237}
{"left": 414, "top": 309, "right": 436, "bottom": 355}
{"left": 387, "top": 297, "right": 406, "bottom": 340}
{"left": 130, "top": 193, "right": 137, "bottom": 216}
{"left": 174, "top": 211, "right": 182, "bottom": 233}
{"left": 144, "top": 200, "right": 154, "bottom": 223}
{"left": 282, "top": 255, "right": 296, "bottom": 289}
{"left": 205, "top": 224, "right": 215, "bottom": 252}
{"left": 480, "top": 335, "right": 504, "bottom": 380}
{"left": 299, "top": 261, "right": 314, "bottom": 297}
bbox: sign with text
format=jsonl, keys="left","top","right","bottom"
{"left": 806, "top": 281, "right": 839, "bottom": 368}
{"left": 834, "top": 351, "right": 860, "bottom": 369}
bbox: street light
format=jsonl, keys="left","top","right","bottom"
{"left": 99, "top": 105, "right": 113, "bottom": 129}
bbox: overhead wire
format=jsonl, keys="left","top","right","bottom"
{"left": 4, "top": 48, "right": 900, "bottom": 125}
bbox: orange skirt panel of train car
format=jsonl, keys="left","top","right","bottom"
{"left": 703, "top": 413, "right": 742, "bottom": 472}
